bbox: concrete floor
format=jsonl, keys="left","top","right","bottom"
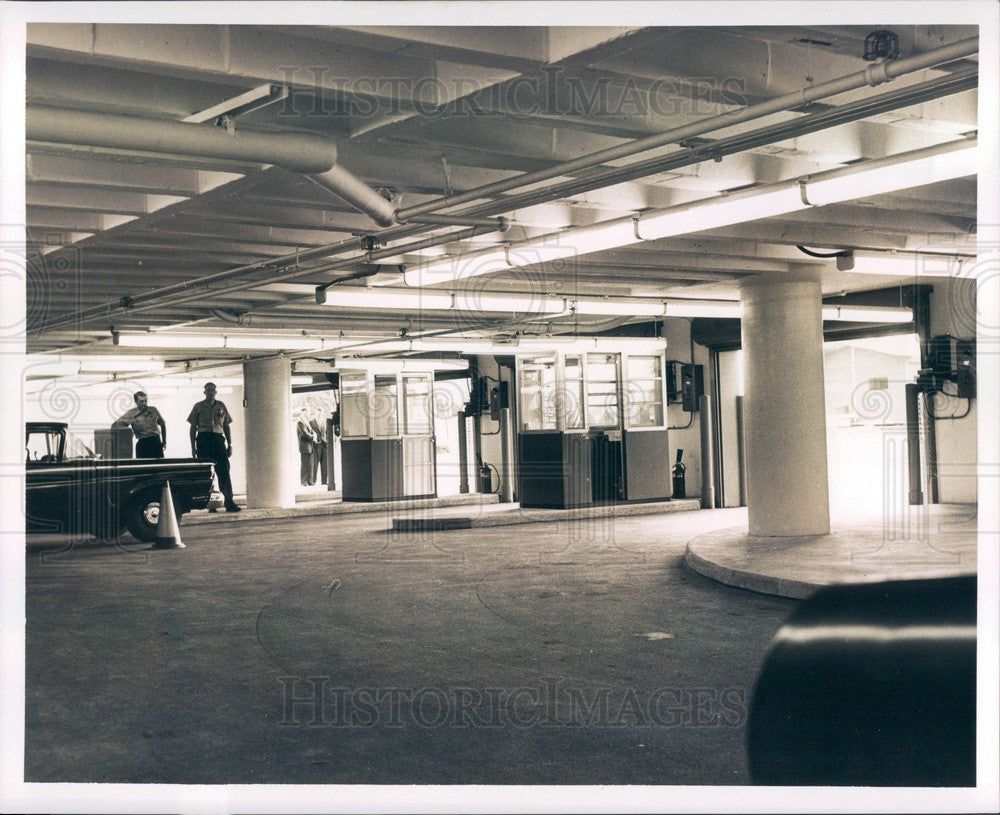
{"left": 686, "top": 504, "right": 977, "bottom": 598}
{"left": 24, "top": 506, "right": 796, "bottom": 785}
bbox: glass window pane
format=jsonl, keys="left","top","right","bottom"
{"left": 625, "top": 356, "right": 664, "bottom": 428}
{"left": 519, "top": 357, "right": 556, "bottom": 431}
{"left": 564, "top": 355, "right": 584, "bottom": 429}
{"left": 403, "top": 376, "right": 432, "bottom": 434}
{"left": 585, "top": 353, "right": 620, "bottom": 429}
{"left": 372, "top": 375, "right": 399, "bottom": 437}
{"left": 628, "top": 355, "right": 659, "bottom": 380}
{"left": 340, "top": 373, "right": 369, "bottom": 438}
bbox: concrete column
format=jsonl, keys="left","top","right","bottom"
{"left": 741, "top": 276, "right": 830, "bottom": 536}
{"left": 243, "top": 356, "right": 296, "bottom": 509}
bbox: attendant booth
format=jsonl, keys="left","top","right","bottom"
{"left": 338, "top": 365, "right": 436, "bottom": 501}
{"left": 516, "top": 346, "right": 670, "bottom": 508}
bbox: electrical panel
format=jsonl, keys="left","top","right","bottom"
{"left": 923, "top": 335, "right": 976, "bottom": 399}
{"left": 489, "top": 381, "right": 509, "bottom": 420}
{"left": 681, "top": 363, "right": 704, "bottom": 412}
{"left": 666, "top": 361, "right": 682, "bottom": 404}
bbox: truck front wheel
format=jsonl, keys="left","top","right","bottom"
{"left": 123, "top": 487, "right": 184, "bottom": 543}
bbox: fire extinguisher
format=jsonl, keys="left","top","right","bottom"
{"left": 672, "top": 449, "right": 686, "bottom": 499}
{"left": 478, "top": 463, "right": 494, "bottom": 494}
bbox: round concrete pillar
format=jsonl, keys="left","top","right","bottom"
{"left": 242, "top": 356, "right": 296, "bottom": 509}
{"left": 741, "top": 276, "right": 830, "bottom": 536}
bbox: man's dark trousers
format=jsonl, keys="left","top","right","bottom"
{"left": 196, "top": 432, "right": 237, "bottom": 509}
{"left": 136, "top": 437, "right": 164, "bottom": 458}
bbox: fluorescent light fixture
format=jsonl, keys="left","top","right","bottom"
{"left": 320, "top": 287, "right": 747, "bottom": 319}
{"left": 222, "top": 336, "right": 323, "bottom": 351}
{"left": 637, "top": 187, "right": 804, "bottom": 241}
{"left": 664, "top": 300, "right": 743, "bottom": 319}
{"left": 804, "top": 144, "right": 979, "bottom": 207}
{"left": 555, "top": 220, "right": 637, "bottom": 255}
{"left": 846, "top": 253, "right": 977, "bottom": 278}
{"left": 115, "top": 333, "right": 226, "bottom": 349}
{"left": 334, "top": 359, "right": 470, "bottom": 376}
{"left": 76, "top": 356, "right": 166, "bottom": 372}
{"left": 25, "top": 361, "right": 79, "bottom": 378}
{"left": 821, "top": 305, "right": 912, "bottom": 323}
{"left": 114, "top": 333, "right": 328, "bottom": 351}
{"left": 400, "top": 244, "right": 579, "bottom": 288}
{"left": 398, "top": 335, "right": 667, "bottom": 356}
{"left": 401, "top": 248, "right": 511, "bottom": 288}
{"left": 389, "top": 138, "right": 976, "bottom": 285}
{"left": 319, "top": 286, "right": 562, "bottom": 315}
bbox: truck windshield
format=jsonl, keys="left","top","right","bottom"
{"left": 25, "top": 429, "right": 62, "bottom": 462}
{"left": 25, "top": 427, "right": 95, "bottom": 462}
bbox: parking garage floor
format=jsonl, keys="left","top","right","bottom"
{"left": 24, "top": 506, "right": 793, "bottom": 785}
{"left": 22, "top": 502, "right": 979, "bottom": 785}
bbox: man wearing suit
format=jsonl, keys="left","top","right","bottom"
{"left": 309, "top": 411, "right": 328, "bottom": 486}
{"left": 296, "top": 408, "right": 317, "bottom": 486}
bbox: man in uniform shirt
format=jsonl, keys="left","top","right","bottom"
{"left": 112, "top": 391, "right": 167, "bottom": 458}
{"left": 187, "top": 382, "right": 241, "bottom": 512}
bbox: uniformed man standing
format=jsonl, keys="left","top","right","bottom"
{"left": 187, "top": 382, "right": 241, "bottom": 512}
{"left": 112, "top": 391, "right": 167, "bottom": 458}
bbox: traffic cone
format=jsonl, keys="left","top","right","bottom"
{"left": 152, "top": 480, "right": 185, "bottom": 549}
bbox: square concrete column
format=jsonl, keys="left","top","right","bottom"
{"left": 741, "top": 276, "right": 830, "bottom": 536}
{"left": 243, "top": 356, "right": 296, "bottom": 509}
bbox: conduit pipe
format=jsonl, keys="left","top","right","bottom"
{"left": 395, "top": 36, "right": 977, "bottom": 220}
{"left": 109, "top": 223, "right": 508, "bottom": 318}
{"left": 33, "top": 39, "right": 977, "bottom": 334}
{"left": 26, "top": 105, "right": 397, "bottom": 226}
{"left": 454, "top": 69, "right": 977, "bottom": 219}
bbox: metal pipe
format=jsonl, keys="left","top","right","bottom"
{"left": 923, "top": 391, "right": 939, "bottom": 504}
{"left": 26, "top": 105, "right": 338, "bottom": 173}
{"left": 699, "top": 393, "right": 715, "bottom": 509}
{"left": 458, "top": 412, "right": 470, "bottom": 494}
{"left": 499, "top": 407, "right": 515, "bottom": 503}
{"left": 399, "top": 214, "right": 510, "bottom": 229}
{"left": 34, "top": 42, "right": 978, "bottom": 336}
{"left": 27, "top": 104, "right": 397, "bottom": 227}
{"left": 306, "top": 166, "right": 397, "bottom": 227}
{"left": 905, "top": 383, "right": 924, "bottom": 505}
{"left": 37, "top": 223, "right": 492, "bottom": 331}
{"left": 446, "top": 70, "right": 978, "bottom": 222}
{"left": 735, "top": 395, "right": 748, "bottom": 508}
{"left": 145, "top": 74, "right": 977, "bottom": 324}
{"left": 395, "top": 37, "right": 978, "bottom": 220}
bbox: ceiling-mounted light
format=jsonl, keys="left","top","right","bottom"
{"left": 399, "top": 244, "right": 579, "bottom": 287}
{"left": 386, "top": 138, "right": 977, "bottom": 286}
{"left": 222, "top": 336, "right": 324, "bottom": 351}
{"left": 805, "top": 146, "right": 978, "bottom": 208}
{"left": 114, "top": 333, "right": 226, "bottom": 349}
{"left": 113, "top": 332, "right": 329, "bottom": 351}
{"left": 821, "top": 305, "right": 912, "bottom": 323}
{"left": 637, "top": 187, "right": 805, "bottom": 241}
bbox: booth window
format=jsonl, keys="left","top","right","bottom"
{"left": 626, "top": 355, "right": 665, "bottom": 428}
{"left": 340, "top": 372, "right": 369, "bottom": 438}
{"left": 402, "top": 375, "right": 432, "bottom": 435}
{"left": 372, "top": 375, "right": 399, "bottom": 438}
{"left": 520, "top": 356, "right": 557, "bottom": 431}
{"left": 585, "top": 353, "right": 620, "bottom": 429}
{"left": 564, "top": 355, "right": 586, "bottom": 429}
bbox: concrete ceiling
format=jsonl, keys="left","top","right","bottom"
{"left": 23, "top": 23, "right": 979, "bottom": 367}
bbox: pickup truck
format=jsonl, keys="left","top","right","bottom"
{"left": 25, "top": 421, "right": 215, "bottom": 543}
